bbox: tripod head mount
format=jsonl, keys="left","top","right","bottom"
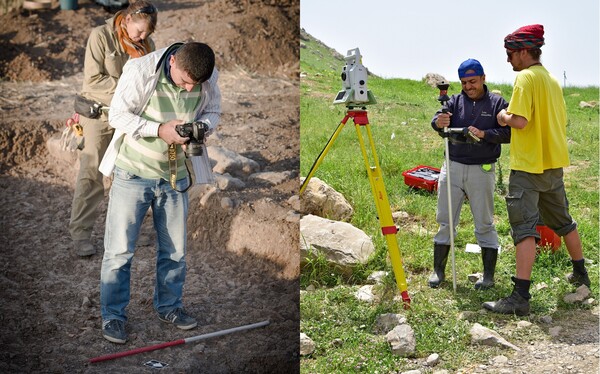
{"left": 434, "top": 81, "right": 480, "bottom": 143}
{"left": 436, "top": 81, "right": 450, "bottom": 111}
{"left": 333, "top": 48, "right": 377, "bottom": 108}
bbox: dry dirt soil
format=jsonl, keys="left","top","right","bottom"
{"left": 0, "top": 0, "right": 300, "bottom": 373}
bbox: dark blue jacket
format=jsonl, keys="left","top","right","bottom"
{"left": 431, "top": 85, "right": 510, "bottom": 165}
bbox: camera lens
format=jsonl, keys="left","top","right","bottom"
{"left": 186, "top": 142, "right": 203, "bottom": 157}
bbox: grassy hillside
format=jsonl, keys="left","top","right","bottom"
{"left": 300, "top": 30, "right": 599, "bottom": 373}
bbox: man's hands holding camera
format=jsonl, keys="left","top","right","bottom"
{"left": 158, "top": 119, "right": 189, "bottom": 145}
{"left": 157, "top": 120, "right": 209, "bottom": 157}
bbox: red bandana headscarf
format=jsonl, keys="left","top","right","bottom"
{"left": 504, "top": 24, "right": 545, "bottom": 50}
{"left": 114, "top": 11, "right": 151, "bottom": 58}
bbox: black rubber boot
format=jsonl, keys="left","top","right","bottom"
{"left": 474, "top": 247, "right": 498, "bottom": 290}
{"left": 428, "top": 244, "right": 450, "bottom": 288}
{"left": 482, "top": 276, "right": 531, "bottom": 316}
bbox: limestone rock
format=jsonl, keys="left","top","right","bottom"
{"left": 208, "top": 145, "right": 260, "bottom": 176}
{"left": 214, "top": 173, "right": 245, "bottom": 190}
{"left": 249, "top": 170, "right": 294, "bottom": 186}
{"left": 423, "top": 73, "right": 447, "bottom": 89}
{"left": 300, "top": 333, "right": 315, "bottom": 356}
{"left": 299, "top": 177, "right": 353, "bottom": 221}
{"left": 355, "top": 285, "right": 377, "bottom": 303}
{"left": 300, "top": 214, "right": 375, "bottom": 272}
{"left": 563, "top": 285, "right": 591, "bottom": 303}
{"left": 425, "top": 353, "right": 440, "bottom": 366}
{"left": 374, "top": 313, "right": 407, "bottom": 334}
{"left": 366, "top": 270, "right": 388, "bottom": 285}
{"left": 579, "top": 100, "right": 598, "bottom": 108}
{"left": 386, "top": 324, "right": 416, "bottom": 357}
{"left": 517, "top": 321, "right": 533, "bottom": 329}
{"left": 470, "top": 323, "right": 520, "bottom": 351}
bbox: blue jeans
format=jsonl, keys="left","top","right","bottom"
{"left": 100, "top": 167, "right": 189, "bottom": 322}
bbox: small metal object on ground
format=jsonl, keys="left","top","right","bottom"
{"left": 144, "top": 360, "right": 169, "bottom": 369}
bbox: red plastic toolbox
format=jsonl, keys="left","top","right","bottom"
{"left": 535, "top": 225, "right": 561, "bottom": 252}
{"left": 402, "top": 165, "right": 440, "bottom": 192}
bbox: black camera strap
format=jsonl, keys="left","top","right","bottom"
{"left": 168, "top": 144, "right": 192, "bottom": 193}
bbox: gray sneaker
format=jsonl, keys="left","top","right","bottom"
{"left": 158, "top": 308, "right": 197, "bottom": 330}
{"left": 102, "top": 319, "right": 127, "bottom": 344}
{"left": 482, "top": 289, "right": 530, "bottom": 316}
{"left": 75, "top": 239, "right": 95, "bottom": 257}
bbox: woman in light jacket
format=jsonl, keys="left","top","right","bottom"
{"left": 70, "top": 1, "right": 158, "bottom": 257}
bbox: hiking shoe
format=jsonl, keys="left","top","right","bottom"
{"left": 566, "top": 271, "right": 591, "bottom": 288}
{"left": 75, "top": 239, "right": 95, "bottom": 257}
{"left": 158, "top": 308, "right": 198, "bottom": 330}
{"left": 102, "top": 319, "right": 127, "bottom": 344}
{"left": 482, "top": 289, "right": 530, "bottom": 316}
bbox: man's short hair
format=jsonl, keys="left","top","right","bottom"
{"left": 526, "top": 48, "right": 542, "bottom": 60}
{"left": 175, "top": 42, "right": 215, "bottom": 83}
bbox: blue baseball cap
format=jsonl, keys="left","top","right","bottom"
{"left": 458, "top": 59, "right": 485, "bottom": 78}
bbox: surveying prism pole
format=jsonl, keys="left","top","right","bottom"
{"left": 436, "top": 82, "right": 457, "bottom": 293}
{"left": 89, "top": 320, "right": 270, "bottom": 363}
{"left": 300, "top": 109, "right": 411, "bottom": 308}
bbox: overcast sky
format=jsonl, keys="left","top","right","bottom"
{"left": 300, "top": 0, "right": 599, "bottom": 87}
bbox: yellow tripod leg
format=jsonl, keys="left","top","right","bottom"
{"left": 353, "top": 117, "right": 411, "bottom": 308}
{"left": 300, "top": 109, "right": 411, "bottom": 307}
{"left": 300, "top": 116, "right": 349, "bottom": 195}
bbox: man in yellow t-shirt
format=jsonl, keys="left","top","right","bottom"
{"left": 482, "top": 24, "right": 590, "bottom": 316}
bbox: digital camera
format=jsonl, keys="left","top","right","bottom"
{"left": 175, "top": 121, "right": 209, "bottom": 157}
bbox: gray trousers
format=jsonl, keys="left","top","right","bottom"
{"left": 506, "top": 168, "right": 576, "bottom": 245}
{"left": 69, "top": 114, "right": 114, "bottom": 241}
{"left": 434, "top": 160, "right": 499, "bottom": 249}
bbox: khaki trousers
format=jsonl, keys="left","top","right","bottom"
{"left": 69, "top": 114, "right": 114, "bottom": 241}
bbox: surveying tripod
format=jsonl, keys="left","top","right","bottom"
{"left": 300, "top": 109, "right": 411, "bottom": 308}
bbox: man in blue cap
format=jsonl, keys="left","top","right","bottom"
{"left": 428, "top": 58, "right": 510, "bottom": 290}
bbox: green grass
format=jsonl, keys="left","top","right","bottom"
{"left": 300, "top": 32, "right": 599, "bottom": 373}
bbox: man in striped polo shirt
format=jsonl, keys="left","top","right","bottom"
{"left": 98, "top": 42, "right": 221, "bottom": 344}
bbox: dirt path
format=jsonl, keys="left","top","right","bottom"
{"left": 0, "top": 1, "right": 300, "bottom": 372}
{"left": 470, "top": 308, "right": 599, "bottom": 373}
